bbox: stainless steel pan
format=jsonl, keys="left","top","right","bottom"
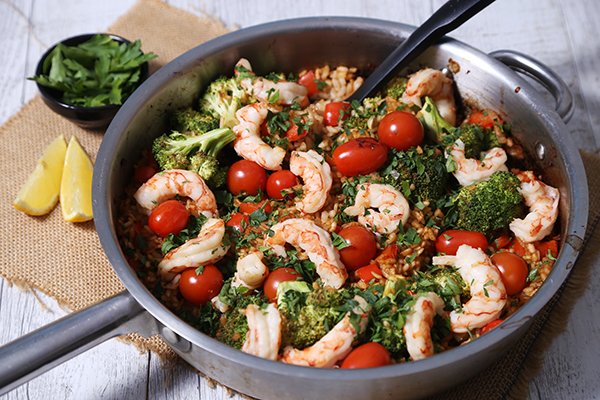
{"left": 0, "top": 17, "right": 588, "bottom": 399}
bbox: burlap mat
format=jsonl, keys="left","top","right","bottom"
{"left": 0, "top": 1, "right": 597, "bottom": 398}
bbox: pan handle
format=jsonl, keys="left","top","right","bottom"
{"left": 490, "top": 49, "right": 574, "bottom": 122}
{"left": 0, "top": 291, "right": 154, "bottom": 395}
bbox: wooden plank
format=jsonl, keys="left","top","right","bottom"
{"left": 148, "top": 355, "right": 203, "bottom": 400}
{"left": 0, "top": 284, "right": 149, "bottom": 400}
{"left": 0, "top": 0, "right": 33, "bottom": 124}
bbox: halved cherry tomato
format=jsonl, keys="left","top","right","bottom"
{"left": 267, "top": 170, "right": 299, "bottom": 200}
{"left": 491, "top": 252, "right": 528, "bottom": 296}
{"left": 179, "top": 265, "right": 224, "bottom": 305}
{"left": 435, "top": 230, "right": 488, "bottom": 255}
{"left": 148, "top": 200, "right": 189, "bottom": 237}
{"left": 340, "top": 342, "right": 391, "bottom": 369}
{"left": 332, "top": 138, "right": 388, "bottom": 177}
{"left": 376, "top": 244, "right": 399, "bottom": 265}
{"left": 227, "top": 160, "right": 268, "bottom": 196}
{"left": 356, "top": 264, "right": 383, "bottom": 283}
{"left": 263, "top": 267, "right": 300, "bottom": 302}
{"left": 226, "top": 212, "right": 249, "bottom": 233}
{"left": 377, "top": 111, "right": 424, "bottom": 150}
{"left": 508, "top": 238, "right": 527, "bottom": 257}
{"left": 298, "top": 70, "right": 318, "bottom": 97}
{"left": 324, "top": 102, "right": 351, "bottom": 127}
{"left": 480, "top": 319, "right": 503, "bottom": 335}
{"left": 260, "top": 121, "right": 270, "bottom": 137}
{"left": 239, "top": 200, "right": 272, "bottom": 215}
{"left": 286, "top": 123, "right": 309, "bottom": 142}
{"left": 134, "top": 164, "right": 158, "bottom": 183}
{"left": 467, "top": 110, "right": 503, "bottom": 129}
{"left": 535, "top": 239, "right": 558, "bottom": 259}
{"left": 492, "top": 235, "right": 512, "bottom": 251}
{"left": 337, "top": 226, "right": 377, "bottom": 271}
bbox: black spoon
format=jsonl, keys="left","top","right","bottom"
{"left": 347, "top": 0, "right": 496, "bottom": 102}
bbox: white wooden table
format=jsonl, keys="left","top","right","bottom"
{"left": 1, "top": 1, "right": 599, "bottom": 399}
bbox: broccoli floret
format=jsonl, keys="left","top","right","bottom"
{"left": 453, "top": 171, "right": 524, "bottom": 236}
{"left": 382, "top": 76, "right": 407, "bottom": 100}
{"left": 418, "top": 96, "right": 455, "bottom": 142}
{"left": 151, "top": 134, "right": 191, "bottom": 170}
{"left": 214, "top": 283, "right": 265, "bottom": 349}
{"left": 199, "top": 76, "right": 246, "bottom": 129}
{"left": 189, "top": 152, "right": 227, "bottom": 188}
{"left": 382, "top": 146, "right": 449, "bottom": 204}
{"left": 170, "top": 108, "right": 219, "bottom": 133}
{"left": 152, "top": 127, "right": 235, "bottom": 182}
{"left": 454, "top": 123, "right": 500, "bottom": 160}
{"left": 364, "top": 278, "right": 411, "bottom": 355}
{"left": 412, "top": 267, "right": 469, "bottom": 311}
{"left": 279, "top": 285, "right": 354, "bottom": 349}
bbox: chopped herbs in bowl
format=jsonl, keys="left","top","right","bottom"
{"left": 31, "top": 34, "right": 157, "bottom": 129}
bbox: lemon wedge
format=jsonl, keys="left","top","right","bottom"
{"left": 13, "top": 135, "right": 67, "bottom": 216}
{"left": 60, "top": 136, "right": 94, "bottom": 222}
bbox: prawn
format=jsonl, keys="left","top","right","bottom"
{"left": 241, "top": 303, "right": 282, "bottom": 361}
{"left": 404, "top": 293, "right": 446, "bottom": 361}
{"left": 134, "top": 169, "right": 217, "bottom": 217}
{"left": 509, "top": 170, "right": 559, "bottom": 243}
{"left": 401, "top": 68, "right": 457, "bottom": 125}
{"left": 159, "top": 218, "right": 229, "bottom": 287}
{"left": 236, "top": 58, "right": 308, "bottom": 107}
{"left": 281, "top": 297, "right": 369, "bottom": 367}
{"left": 343, "top": 183, "right": 410, "bottom": 234}
{"left": 233, "top": 252, "right": 269, "bottom": 290}
{"left": 449, "top": 139, "right": 508, "bottom": 187}
{"left": 232, "top": 103, "right": 287, "bottom": 171}
{"left": 289, "top": 150, "right": 333, "bottom": 214}
{"left": 432, "top": 244, "right": 507, "bottom": 333}
{"left": 265, "top": 218, "right": 347, "bottom": 289}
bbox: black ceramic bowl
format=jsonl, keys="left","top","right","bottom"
{"left": 34, "top": 33, "right": 149, "bottom": 130}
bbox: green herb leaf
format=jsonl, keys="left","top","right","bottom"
{"left": 331, "top": 232, "right": 351, "bottom": 250}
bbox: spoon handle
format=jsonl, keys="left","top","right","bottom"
{"left": 347, "top": 0, "right": 495, "bottom": 102}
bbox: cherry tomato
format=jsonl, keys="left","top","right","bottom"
{"left": 375, "top": 244, "right": 399, "bottom": 265}
{"left": 508, "top": 238, "right": 527, "bottom": 257}
{"left": 377, "top": 111, "right": 424, "bottom": 150}
{"left": 535, "top": 239, "right": 559, "bottom": 259}
{"left": 263, "top": 267, "right": 300, "bottom": 302}
{"left": 239, "top": 200, "right": 272, "bottom": 215}
{"left": 332, "top": 138, "right": 388, "bottom": 177}
{"left": 179, "top": 265, "right": 224, "bottom": 305}
{"left": 492, "top": 235, "right": 512, "bottom": 251}
{"left": 356, "top": 264, "right": 383, "bottom": 283}
{"left": 260, "top": 121, "right": 270, "bottom": 137}
{"left": 340, "top": 342, "right": 391, "bottom": 369}
{"left": 480, "top": 319, "right": 504, "bottom": 335}
{"left": 227, "top": 160, "right": 268, "bottom": 196}
{"left": 298, "top": 70, "right": 318, "bottom": 97}
{"left": 148, "top": 200, "right": 189, "bottom": 237}
{"left": 491, "top": 252, "right": 528, "bottom": 296}
{"left": 286, "top": 123, "right": 309, "bottom": 142}
{"left": 467, "top": 110, "right": 503, "bottom": 129}
{"left": 267, "top": 170, "right": 299, "bottom": 200}
{"left": 324, "top": 102, "right": 351, "bottom": 127}
{"left": 134, "top": 164, "right": 158, "bottom": 183}
{"left": 435, "top": 230, "right": 488, "bottom": 255}
{"left": 226, "top": 212, "right": 249, "bottom": 233}
{"left": 337, "top": 226, "right": 377, "bottom": 271}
